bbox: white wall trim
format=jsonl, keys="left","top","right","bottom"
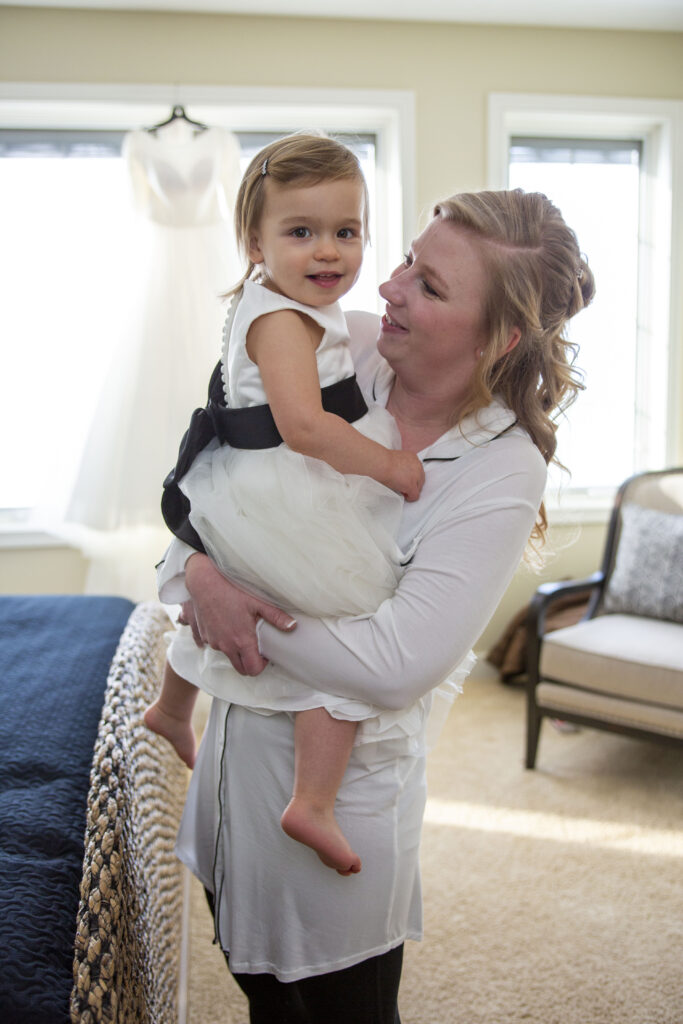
{"left": 487, "top": 93, "right": 683, "bottom": 182}
{"left": 0, "top": 81, "right": 416, "bottom": 283}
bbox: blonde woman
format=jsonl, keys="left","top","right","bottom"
{"left": 162, "top": 189, "right": 595, "bottom": 1024}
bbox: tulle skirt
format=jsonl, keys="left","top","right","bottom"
{"left": 181, "top": 403, "right": 406, "bottom": 617}
{"left": 167, "top": 402, "right": 445, "bottom": 747}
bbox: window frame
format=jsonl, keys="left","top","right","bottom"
{"left": 488, "top": 93, "right": 683, "bottom": 521}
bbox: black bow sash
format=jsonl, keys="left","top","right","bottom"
{"left": 161, "top": 359, "right": 369, "bottom": 552}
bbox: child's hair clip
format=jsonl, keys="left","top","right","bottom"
{"left": 261, "top": 159, "right": 268, "bottom": 176}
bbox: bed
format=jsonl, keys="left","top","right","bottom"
{"left": 0, "top": 595, "right": 187, "bottom": 1024}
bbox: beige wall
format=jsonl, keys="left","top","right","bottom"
{"left": 2, "top": 7, "right": 682, "bottom": 211}
{"left": 1, "top": 6, "right": 681, "bottom": 647}
{"left": 1, "top": 542, "right": 88, "bottom": 594}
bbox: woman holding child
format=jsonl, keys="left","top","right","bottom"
{"left": 158, "top": 135, "right": 594, "bottom": 1024}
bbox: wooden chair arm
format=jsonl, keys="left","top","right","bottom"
{"left": 528, "top": 572, "right": 604, "bottom": 635}
{"left": 525, "top": 571, "right": 604, "bottom": 690}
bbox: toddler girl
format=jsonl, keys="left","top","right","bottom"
{"left": 145, "top": 133, "right": 425, "bottom": 875}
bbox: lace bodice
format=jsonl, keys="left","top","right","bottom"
{"left": 124, "top": 121, "right": 241, "bottom": 228}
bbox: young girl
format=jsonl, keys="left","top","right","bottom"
{"left": 145, "top": 134, "right": 430, "bottom": 876}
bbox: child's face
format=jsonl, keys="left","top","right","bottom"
{"left": 247, "top": 178, "right": 365, "bottom": 308}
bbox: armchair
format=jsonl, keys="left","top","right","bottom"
{"left": 525, "top": 468, "right": 683, "bottom": 768}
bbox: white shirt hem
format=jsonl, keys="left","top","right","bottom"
{"left": 224, "top": 934, "right": 423, "bottom": 982}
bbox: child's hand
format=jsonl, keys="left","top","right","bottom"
{"left": 387, "top": 450, "right": 425, "bottom": 502}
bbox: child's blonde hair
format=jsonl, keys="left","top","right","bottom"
{"left": 228, "top": 132, "right": 369, "bottom": 297}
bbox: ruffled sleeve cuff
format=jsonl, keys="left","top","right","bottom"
{"left": 156, "top": 537, "right": 196, "bottom": 604}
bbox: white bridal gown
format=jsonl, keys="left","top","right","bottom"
{"left": 65, "top": 120, "right": 242, "bottom": 597}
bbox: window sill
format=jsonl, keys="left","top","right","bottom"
{"left": 545, "top": 487, "right": 617, "bottom": 526}
{"left": 0, "top": 524, "right": 73, "bottom": 550}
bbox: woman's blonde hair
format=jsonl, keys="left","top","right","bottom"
{"left": 228, "top": 132, "right": 369, "bottom": 296}
{"left": 434, "top": 189, "right": 595, "bottom": 548}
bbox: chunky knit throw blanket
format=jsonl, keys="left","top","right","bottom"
{"left": 71, "top": 602, "right": 186, "bottom": 1024}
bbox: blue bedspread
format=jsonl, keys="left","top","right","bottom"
{"left": 0, "top": 594, "right": 135, "bottom": 1024}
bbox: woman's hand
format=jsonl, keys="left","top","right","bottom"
{"left": 183, "top": 553, "right": 296, "bottom": 676}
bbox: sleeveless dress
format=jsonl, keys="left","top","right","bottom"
{"left": 166, "top": 280, "right": 433, "bottom": 749}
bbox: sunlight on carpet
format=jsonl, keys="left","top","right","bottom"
{"left": 424, "top": 797, "right": 683, "bottom": 856}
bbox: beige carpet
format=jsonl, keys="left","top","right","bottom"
{"left": 182, "top": 662, "right": 683, "bottom": 1024}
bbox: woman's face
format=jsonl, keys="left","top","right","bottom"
{"left": 377, "top": 218, "right": 488, "bottom": 394}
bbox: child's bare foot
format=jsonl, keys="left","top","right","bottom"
{"left": 143, "top": 701, "right": 197, "bottom": 769}
{"left": 281, "top": 798, "right": 361, "bottom": 876}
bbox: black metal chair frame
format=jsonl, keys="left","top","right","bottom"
{"left": 525, "top": 467, "right": 683, "bottom": 769}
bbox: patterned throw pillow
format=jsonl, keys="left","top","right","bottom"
{"left": 603, "top": 503, "right": 683, "bottom": 623}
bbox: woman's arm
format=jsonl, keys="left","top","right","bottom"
{"left": 163, "top": 438, "right": 545, "bottom": 702}
{"left": 248, "top": 308, "right": 423, "bottom": 500}
{"left": 257, "top": 442, "right": 547, "bottom": 709}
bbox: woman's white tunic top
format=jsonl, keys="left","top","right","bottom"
{"left": 162, "top": 311, "right": 547, "bottom": 981}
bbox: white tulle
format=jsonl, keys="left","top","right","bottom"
{"left": 62, "top": 121, "right": 242, "bottom": 599}
{"left": 182, "top": 407, "right": 405, "bottom": 616}
{"left": 169, "top": 401, "right": 422, "bottom": 744}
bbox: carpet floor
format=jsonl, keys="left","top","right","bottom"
{"left": 182, "top": 661, "right": 683, "bottom": 1024}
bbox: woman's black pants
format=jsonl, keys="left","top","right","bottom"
{"left": 206, "top": 890, "right": 403, "bottom": 1024}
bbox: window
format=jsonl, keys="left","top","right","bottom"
{"left": 489, "top": 95, "right": 681, "bottom": 514}
{"left": 508, "top": 137, "right": 642, "bottom": 495}
{"left": 0, "top": 84, "right": 413, "bottom": 527}
{"left": 0, "top": 131, "right": 133, "bottom": 514}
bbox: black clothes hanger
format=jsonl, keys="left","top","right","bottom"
{"left": 147, "top": 105, "right": 208, "bottom": 133}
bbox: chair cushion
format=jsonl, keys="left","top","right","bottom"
{"left": 535, "top": 682, "right": 683, "bottom": 739}
{"left": 539, "top": 613, "right": 683, "bottom": 711}
{"left": 603, "top": 504, "right": 683, "bottom": 623}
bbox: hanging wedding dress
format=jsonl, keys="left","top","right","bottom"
{"left": 64, "top": 120, "right": 242, "bottom": 599}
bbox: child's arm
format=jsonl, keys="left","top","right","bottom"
{"left": 246, "top": 309, "right": 424, "bottom": 501}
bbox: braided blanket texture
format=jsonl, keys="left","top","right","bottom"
{"left": 71, "top": 602, "right": 187, "bottom": 1024}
